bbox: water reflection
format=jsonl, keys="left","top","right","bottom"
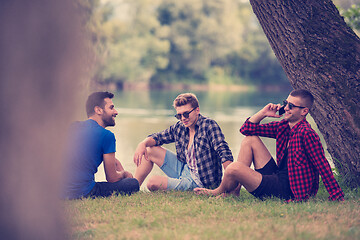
{"left": 95, "top": 90, "right": 331, "bottom": 189}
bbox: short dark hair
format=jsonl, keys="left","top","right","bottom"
{"left": 86, "top": 91, "right": 114, "bottom": 117}
{"left": 173, "top": 93, "right": 199, "bottom": 109}
{"left": 290, "top": 89, "right": 314, "bottom": 109}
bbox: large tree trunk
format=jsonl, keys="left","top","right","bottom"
{"left": 249, "top": 0, "right": 360, "bottom": 188}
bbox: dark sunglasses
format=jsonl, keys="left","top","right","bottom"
{"left": 175, "top": 107, "right": 197, "bottom": 120}
{"left": 283, "top": 100, "right": 306, "bottom": 110}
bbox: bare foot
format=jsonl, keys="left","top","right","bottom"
{"left": 193, "top": 187, "right": 217, "bottom": 196}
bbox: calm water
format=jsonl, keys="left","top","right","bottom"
{"left": 95, "top": 90, "right": 330, "bottom": 189}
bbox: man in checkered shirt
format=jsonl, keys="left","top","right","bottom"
{"left": 195, "top": 89, "right": 344, "bottom": 201}
{"left": 133, "top": 93, "right": 234, "bottom": 191}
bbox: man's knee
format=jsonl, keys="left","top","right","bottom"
{"left": 225, "top": 162, "right": 260, "bottom": 188}
{"left": 241, "top": 136, "right": 261, "bottom": 148}
{"left": 145, "top": 146, "right": 156, "bottom": 160}
{"left": 147, "top": 176, "right": 167, "bottom": 191}
{"left": 146, "top": 146, "right": 165, "bottom": 163}
{"left": 225, "top": 162, "right": 247, "bottom": 178}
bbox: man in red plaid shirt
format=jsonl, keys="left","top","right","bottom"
{"left": 195, "top": 89, "right": 344, "bottom": 201}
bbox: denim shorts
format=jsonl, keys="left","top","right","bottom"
{"left": 160, "top": 150, "right": 200, "bottom": 191}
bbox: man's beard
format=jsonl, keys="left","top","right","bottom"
{"left": 102, "top": 115, "right": 115, "bottom": 127}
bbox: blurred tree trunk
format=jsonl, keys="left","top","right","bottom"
{"left": 0, "top": 1, "right": 86, "bottom": 239}
{"left": 249, "top": 0, "right": 360, "bottom": 187}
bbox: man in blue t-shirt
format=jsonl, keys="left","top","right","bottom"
{"left": 63, "top": 92, "right": 139, "bottom": 199}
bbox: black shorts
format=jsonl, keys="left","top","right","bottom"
{"left": 250, "top": 158, "right": 294, "bottom": 200}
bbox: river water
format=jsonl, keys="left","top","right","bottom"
{"left": 94, "top": 89, "right": 331, "bottom": 189}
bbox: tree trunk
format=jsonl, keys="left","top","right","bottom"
{"left": 0, "top": 1, "right": 86, "bottom": 239}
{"left": 249, "top": 0, "right": 360, "bottom": 188}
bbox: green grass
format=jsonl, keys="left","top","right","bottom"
{"left": 65, "top": 187, "right": 360, "bottom": 240}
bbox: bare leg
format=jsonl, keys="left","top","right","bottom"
{"left": 134, "top": 156, "right": 154, "bottom": 187}
{"left": 230, "top": 135, "right": 272, "bottom": 194}
{"left": 194, "top": 136, "right": 272, "bottom": 196}
{"left": 134, "top": 146, "right": 167, "bottom": 187}
{"left": 237, "top": 136, "right": 272, "bottom": 168}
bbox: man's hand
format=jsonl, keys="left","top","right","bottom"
{"left": 120, "top": 170, "right": 133, "bottom": 179}
{"left": 133, "top": 142, "right": 148, "bottom": 167}
{"left": 249, "top": 103, "right": 282, "bottom": 123}
{"left": 261, "top": 103, "right": 283, "bottom": 118}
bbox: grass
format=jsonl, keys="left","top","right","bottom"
{"left": 65, "top": 186, "right": 360, "bottom": 240}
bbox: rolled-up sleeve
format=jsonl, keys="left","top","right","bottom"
{"left": 208, "top": 120, "right": 233, "bottom": 163}
{"left": 240, "top": 118, "right": 279, "bottom": 139}
{"left": 149, "top": 124, "right": 177, "bottom": 146}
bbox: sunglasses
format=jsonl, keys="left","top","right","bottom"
{"left": 283, "top": 100, "right": 306, "bottom": 110}
{"left": 175, "top": 107, "right": 197, "bottom": 120}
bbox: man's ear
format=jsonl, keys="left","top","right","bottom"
{"left": 94, "top": 106, "right": 103, "bottom": 115}
{"left": 301, "top": 107, "right": 309, "bottom": 116}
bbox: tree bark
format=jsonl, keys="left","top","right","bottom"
{"left": 249, "top": 0, "right": 360, "bottom": 187}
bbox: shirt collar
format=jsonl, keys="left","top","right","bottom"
{"left": 194, "top": 114, "right": 205, "bottom": 128}
{"left": 289, "top": 117, "right": 307, "bottom": 133}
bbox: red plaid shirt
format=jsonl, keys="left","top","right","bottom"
{"left": 240, "top": 118, "right": 344, "bottom": 201}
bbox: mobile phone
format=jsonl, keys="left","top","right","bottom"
{"left": 279, "top": 106, "right": 285, "bottom": 115}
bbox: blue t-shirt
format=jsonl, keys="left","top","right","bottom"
{"left": 63, "top": 119, "right": 116, "bottom": 199}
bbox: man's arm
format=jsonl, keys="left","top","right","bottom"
{"left": 115, "top": 158, "right": 124, "bottom": 171}
{"left": 103, "top": 152, "right": 132, "bottom": 182}
{"left": 303, "top": 131, "right": 344, "bottom": 201}
{"left": 133, "top": 124, "right": 178, "bottom": 166}
{"left": 240, "top": 103, "right": 283, "bottom": 138}
{"left": 206, "top": 119, "right": 234, "bottom": 164}
{"left": 222, "top": 160, "right": 232, "bottom": 170}
{"left": 249, "top": 103, "right": 282, "bottom": 123}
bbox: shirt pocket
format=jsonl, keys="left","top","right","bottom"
{"left": 196, "top": 135, "right": 211, "bottom": 154}
{"left": 290, "top": 148, "right": 306, "bottom": 166}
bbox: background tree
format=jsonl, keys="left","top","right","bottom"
{"left": 224, "top": 4, "right": 289, "bottom": 87}
{"left": 249, "top": 0, "right": 360, "bottom": 187}
{"left": 92, "top": 0, "right": 170, "bottom": 87}
{"left": 154, "top": 0, "right": 244, "bottom": 84}
{"left": 83, "top": 0, "right": 288, "bottom": 88}
{"left": 340, "top": 3, "right": 360, "bottom": 35}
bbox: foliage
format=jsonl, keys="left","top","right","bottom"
{"left": 75, "top": 0, "right": 109, "bottom": 74}
{"left": 152, "top": 0, "right": 289, "bottom": 86}
{"left": 340, "top": 4, "right": 360, "bottom": 31}
{"left": 94, "top": 0, "right": 170, "bottom": 84}
{"left": 77, "top": 0, "right": 360, "bottom": 88}
{"left": 223, "top": 5, "right": 288, "bottom": 85}
{"left": 79, "top": 0, "right": 289, "bottom": 87}
{"left": 153, "top": 0, "right": 243, "bottom": 83}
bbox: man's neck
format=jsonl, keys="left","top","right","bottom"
{"left": 89, "top": 116, "right": 105, "bottom": 128}
{"left": 188, "top": 126, "right": 195, "bottom": 134}
{"left": 288, "top": 117, "right": 305, "bottom": 129}
{"left": 187, "top": 115, "right": 199, "bottom": 133}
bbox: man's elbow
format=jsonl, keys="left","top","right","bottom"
{"left": 239, "top": 128, "right": 248, "bottom": 135}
